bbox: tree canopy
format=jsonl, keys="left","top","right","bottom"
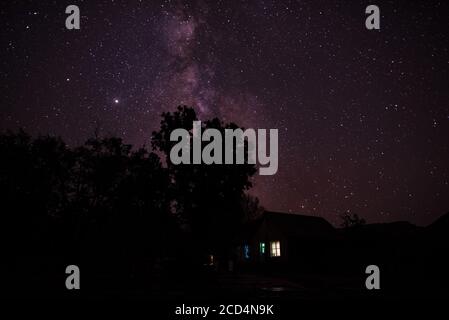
{"left": 0, "top": 106, "right": 260, "bottom": 266}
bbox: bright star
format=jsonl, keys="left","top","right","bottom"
{"left": 114, "top": 99, "right": 119, "bottom": 104}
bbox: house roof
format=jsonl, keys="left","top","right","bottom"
{"left": 263, "top": 211, "right": 335, "bottom": 235}
{"left": 428, "top": 211, "right": 449, "bottom": 231}
{"left": 341, "top": 221, "right": 422, "bottom": 240}
{"left": 425, "top": 211, "right": 449, "bottom": 241}
{"left": 254, "top": 211, "right": 336, "bottom": 238}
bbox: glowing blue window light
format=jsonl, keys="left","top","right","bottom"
{"left": 243, "top": 244, "right": 250, "bottom": 259}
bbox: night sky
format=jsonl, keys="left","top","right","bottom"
{"left": 1, "top": 0, "right": 449, "bottom": 226}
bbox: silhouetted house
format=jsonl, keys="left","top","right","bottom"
{"left": 238, "top": 211, "right": 336, "bottom": 270}
{"left": 332, "top": 221, "right": 423, "bottom": 273}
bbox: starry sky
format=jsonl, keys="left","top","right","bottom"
{"left": 1, "top": 0, "right": 449, "bottom": 226}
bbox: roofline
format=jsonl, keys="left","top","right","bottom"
{"left": 263, "top": 210, "right": 334, "bottom": 226}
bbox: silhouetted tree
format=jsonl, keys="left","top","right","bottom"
{"left": 241, "top": 194, "right": 264, "bottom": 222}
{"left": 0, "top": 130, "right": 175, "bottom": 264}
{"left": 151, "top": 106, "right": 257, "bottom": 259}
{"left": 339, "top": 211, "right": 366, "bottom": 228}
{"left": 1, "top": 105, "right": 259, "bottom": 284}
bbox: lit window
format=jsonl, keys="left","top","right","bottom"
{"left": 270, "top": 241, "right": 281, "bottom": 257}
{"left": 243, "top": 244, "right": 250, "bottom": 259}
{"left": 259, "top": 242, "right": 265, "bottom": 254}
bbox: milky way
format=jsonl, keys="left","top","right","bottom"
{"left": 1, "top": 0, "right": 449, "bottom": 225}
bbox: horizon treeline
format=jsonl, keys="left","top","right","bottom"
{"left": 0, "top": 106, "right": 262, "bottom": 268}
